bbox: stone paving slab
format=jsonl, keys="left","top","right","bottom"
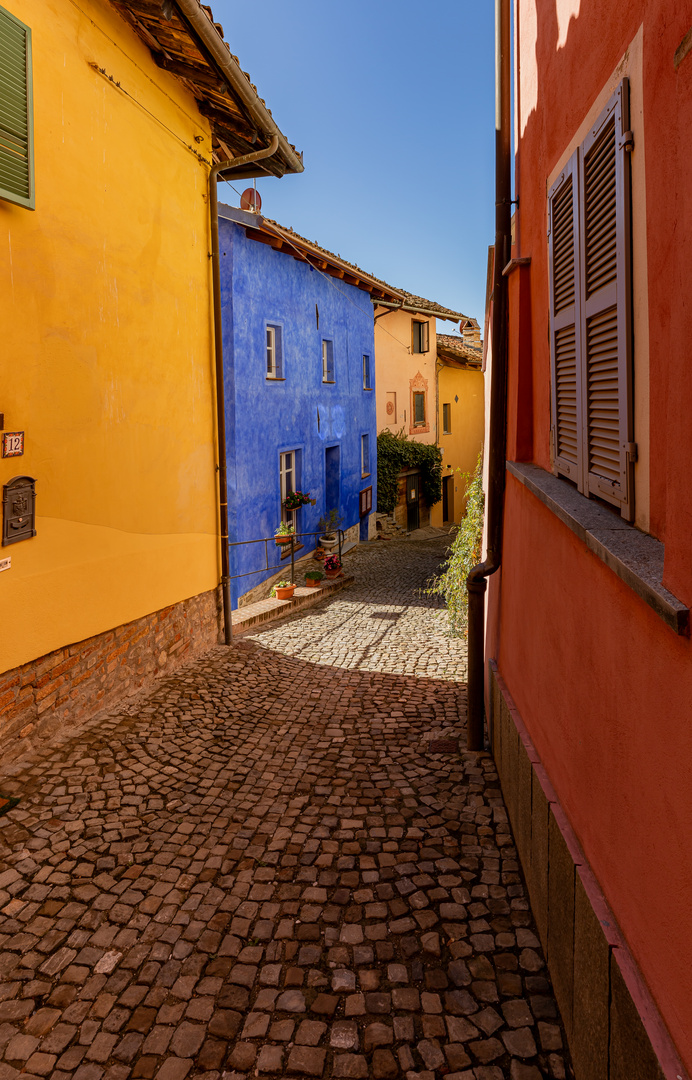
{"left": 231, "top": 577, "right": 354, "bottom": 634}
{"left": 0, "top": 537, "right": 571, "bottom": 1079}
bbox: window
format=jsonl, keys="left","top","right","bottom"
{"left": 413, "top": 392, "right": 426, "bottom": 426}
{"left": 0, "top": 5, "right": 34, "bottom": 210}
{"left": 266, "top": 325, "right": 282, "bottom": 379}
{"left": 280, "top": 450, "right": 298, "bottom": 524}
{"left": 442, "top": 403, "right": 451, "bottom": 434}
{"left": 412, "top": 320, "right": 429, "bottom": 354}
{"left": 361, "top": 434, "right": 370, "bottom": 477}
{"left": 549, "top": 79, "right": 634, "bottom": 520}
{"left": 322, "top": 339, "right": 334, "bottom": 382}
{"left": 362, "top": 354, "right": 371, "bottom": 389}
{"left": 359, "top": 486, "right": 373, "bottom": 517}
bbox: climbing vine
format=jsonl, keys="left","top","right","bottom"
{"left": 426, "top": 451, "right": 485, "bottom": 635}
{"left": 376, "top": 429, "right": 443, "bottom": 513}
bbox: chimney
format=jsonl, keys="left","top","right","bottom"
{"left": 461, "top": 319, "right": 481, "bottom": 349}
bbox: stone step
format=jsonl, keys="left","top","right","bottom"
{"left": 231, "top": 574, "right": 354, "bottom": 633}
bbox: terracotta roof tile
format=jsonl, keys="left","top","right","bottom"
{"left": 437, "top": 334, "right": 484, "bottom": 368}
{"left": 261, "top": 220, "right": 470, "bottom": 319}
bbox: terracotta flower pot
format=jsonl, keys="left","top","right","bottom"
{"left": 274, "top": 585, "right": 296, "bottom": 599}
{"left": 324, "top": 569, "right": 341, "bottom": 579}
{"left": 275, "top": 534, "right": 293, "bottom": 546}
{"left": 305, "top": 578, "right": 321, "bottom": 588}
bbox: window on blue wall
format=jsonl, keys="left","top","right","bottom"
{"left": 361, "top": 434, "right": 370, "bottom": 478}
{"left": 322, "top": 339, "right": 334, "bottom": 382}
{"left": 362, "top": 354, "right": 371, "bottom": 389}
{"left": 267, "top": 325, "right": 283, "bottom": 379}
{"left": 280, "top": 449, "right": 299, "bottom": 525}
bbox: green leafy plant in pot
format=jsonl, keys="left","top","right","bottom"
{"left": 318, "top": 509, "right": 343, "bottom": 550}
{"left": 274, "top": 521, "right": 295, "bottom": 546}
{"left": 305, "top": 567, "right": 325, "bottom": 588}
{"left": 271, "top": 580, "right": 296, "bottom": 599}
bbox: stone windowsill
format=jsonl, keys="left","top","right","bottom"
{"left": 507, "top": 462, "right": 689, "bottom": 635}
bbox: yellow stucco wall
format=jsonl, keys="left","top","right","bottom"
{"left": 1, "top": 0, "right": 219, "bottom": 672}
{"left": 374, "top": 310, "right": 438, "bottom": 444}
{"left": 430, "top": 364, "right": 485, "bottom": 526}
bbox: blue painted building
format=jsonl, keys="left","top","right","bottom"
{"left": 218, "top": 206, "right": 401, "bottom": 607}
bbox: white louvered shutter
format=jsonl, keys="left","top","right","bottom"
{"left": 549, "top": 151, "right": 582, "bottom": 486}
{"left": 579, "top": 79, "right": 633, "bottom": 519}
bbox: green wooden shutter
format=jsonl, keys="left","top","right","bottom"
{"left": 579, "top": 79, "right": 633, "bottom": 519}
{"left": 548, "top": 150, "right": 582, "bottom": 486}
{"left": 0, "top": 5, "right": 34, "bottom": 210}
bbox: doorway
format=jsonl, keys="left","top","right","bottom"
{"left": 325, "top": 446, "right": 340, "bottom": 519}
{"left": 406, "top": 473, "right": 419, "bottom": 532}
{"left": 442, "top": 475, "right": 454, "bottom": 523}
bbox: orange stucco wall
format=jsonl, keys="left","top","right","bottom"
{"left": 499, "top": 478, "right": 692, "bottom": 1058}
{"left": 492, "top": 0, "right": 692, "bottom": 1068}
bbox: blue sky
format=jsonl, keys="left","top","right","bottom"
{"left": 212, "top": 2, "right": 494, "bottom": 327}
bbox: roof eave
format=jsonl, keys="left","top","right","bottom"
{"left": 174, "top": 0, "right": 303, "bottom": 175}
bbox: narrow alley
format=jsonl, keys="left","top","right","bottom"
{"left": 0, "top": 538, "right": 569, "bottom": 1080}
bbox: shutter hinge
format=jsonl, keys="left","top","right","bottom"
{"left": 626, "top": 442, "right": 638, "bottom": 463}
{"left": 620, "top": 129, "right": 634, "bottom": 152}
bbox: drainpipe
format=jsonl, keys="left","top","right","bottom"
{"left": 210, "top": 136, "right": 279, "bottom": 644}
{"left": 466, "top": 0, "right": 511, "bottom": 750}
{"left": 174, "top": 0, "right": 303, "bottom": 177}
{"left": 373, "top": 301, "right": 403, "bottom": 321}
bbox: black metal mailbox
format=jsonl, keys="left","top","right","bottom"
{"left": 2, "top": 476, "right": 36, "bottom": 547}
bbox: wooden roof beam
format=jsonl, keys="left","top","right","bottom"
{"left": 152, "top": 51, "right": 227, "bottom": 91}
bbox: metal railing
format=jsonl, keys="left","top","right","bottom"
{"left": 228, "top": 529, "right": 345, "bottom": 594}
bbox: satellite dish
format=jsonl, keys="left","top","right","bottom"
{"left": 240, "top": 188, "right": 262, "bottom": 213}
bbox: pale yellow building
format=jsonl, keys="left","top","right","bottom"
{"left": 374, "top": 297, "right": 483, "bottom": 530}
{"left": 0, "top": 0, "right": 301, "bottom": 756}
{"left": 433, "top": 331, "right": 485, "bottom": 526}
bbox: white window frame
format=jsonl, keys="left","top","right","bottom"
{"left": 361, "top": 434, "right": 370, "bottom": 478}
{"left": 280, "top": 450, "right": 297, "bottom": 526}
{"left": 322, "top": 339, "right": 334, "bottom": 382}
{"left": 266, "top": 324, "right": 282, "bottom": 379}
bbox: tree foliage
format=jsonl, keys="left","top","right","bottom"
{"left": 376, "top": 429, "right": 443, "bottom": 514}
{"left": 427, "top": 451, "right": 485, "bottom": 635}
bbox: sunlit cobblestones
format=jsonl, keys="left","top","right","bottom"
{"left": 0, "top": 537, "right": 569, "bottom": 1079}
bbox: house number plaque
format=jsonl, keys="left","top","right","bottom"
{"left": 2, "top": 476, "right": 36, "bottom": 547}
{"left": 2, "top": 432, "right": 24, "bottom": 457}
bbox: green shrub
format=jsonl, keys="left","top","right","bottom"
{"left": 427, "top": 451, "right": 485, "bottom": 635}
{"left": 376, "top": 429, "right": 443, "bottom": 513}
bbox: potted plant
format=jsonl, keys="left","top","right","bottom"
{"left": 323, "top": 554, "right": 342, "bottom": 579}
{"left": 274, "top": 522, "right": 295, "bottom": 546}
{"left": 318, "top": 509, "right": 343, "bottom": 551}
{"left": 305, "top": 568, "right": 325, "bottom": 588}
{"left": 271, "top": 580, "right": 296, "bottom": 600}
{"left": 283, "top": 490, "right": 316, "bottom": 512}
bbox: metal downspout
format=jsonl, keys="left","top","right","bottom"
{"left": 373, "top": 302, "right": 403, "bottom": 321}
{"left": 174, "top": 0, "right": 303, "bottom": 177}
{"left": 210, "top": 136, "right": 280, "bottom": 644}
{"left": 466, "top": 0, "right": 511, "bottom": 750}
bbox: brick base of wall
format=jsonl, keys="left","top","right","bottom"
{"left": 0, "top": 588, "right": 223, "bottom": 764}
{"left": 489, "top": 661, "right": 687, "bottom": 1080}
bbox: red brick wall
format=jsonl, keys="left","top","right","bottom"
{"left": 0, "top": 588, "right": 222, "bottom": 761}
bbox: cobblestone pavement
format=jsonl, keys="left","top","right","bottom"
{"left": 0, "top": 538, "right": 570, "bottom": 1080}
